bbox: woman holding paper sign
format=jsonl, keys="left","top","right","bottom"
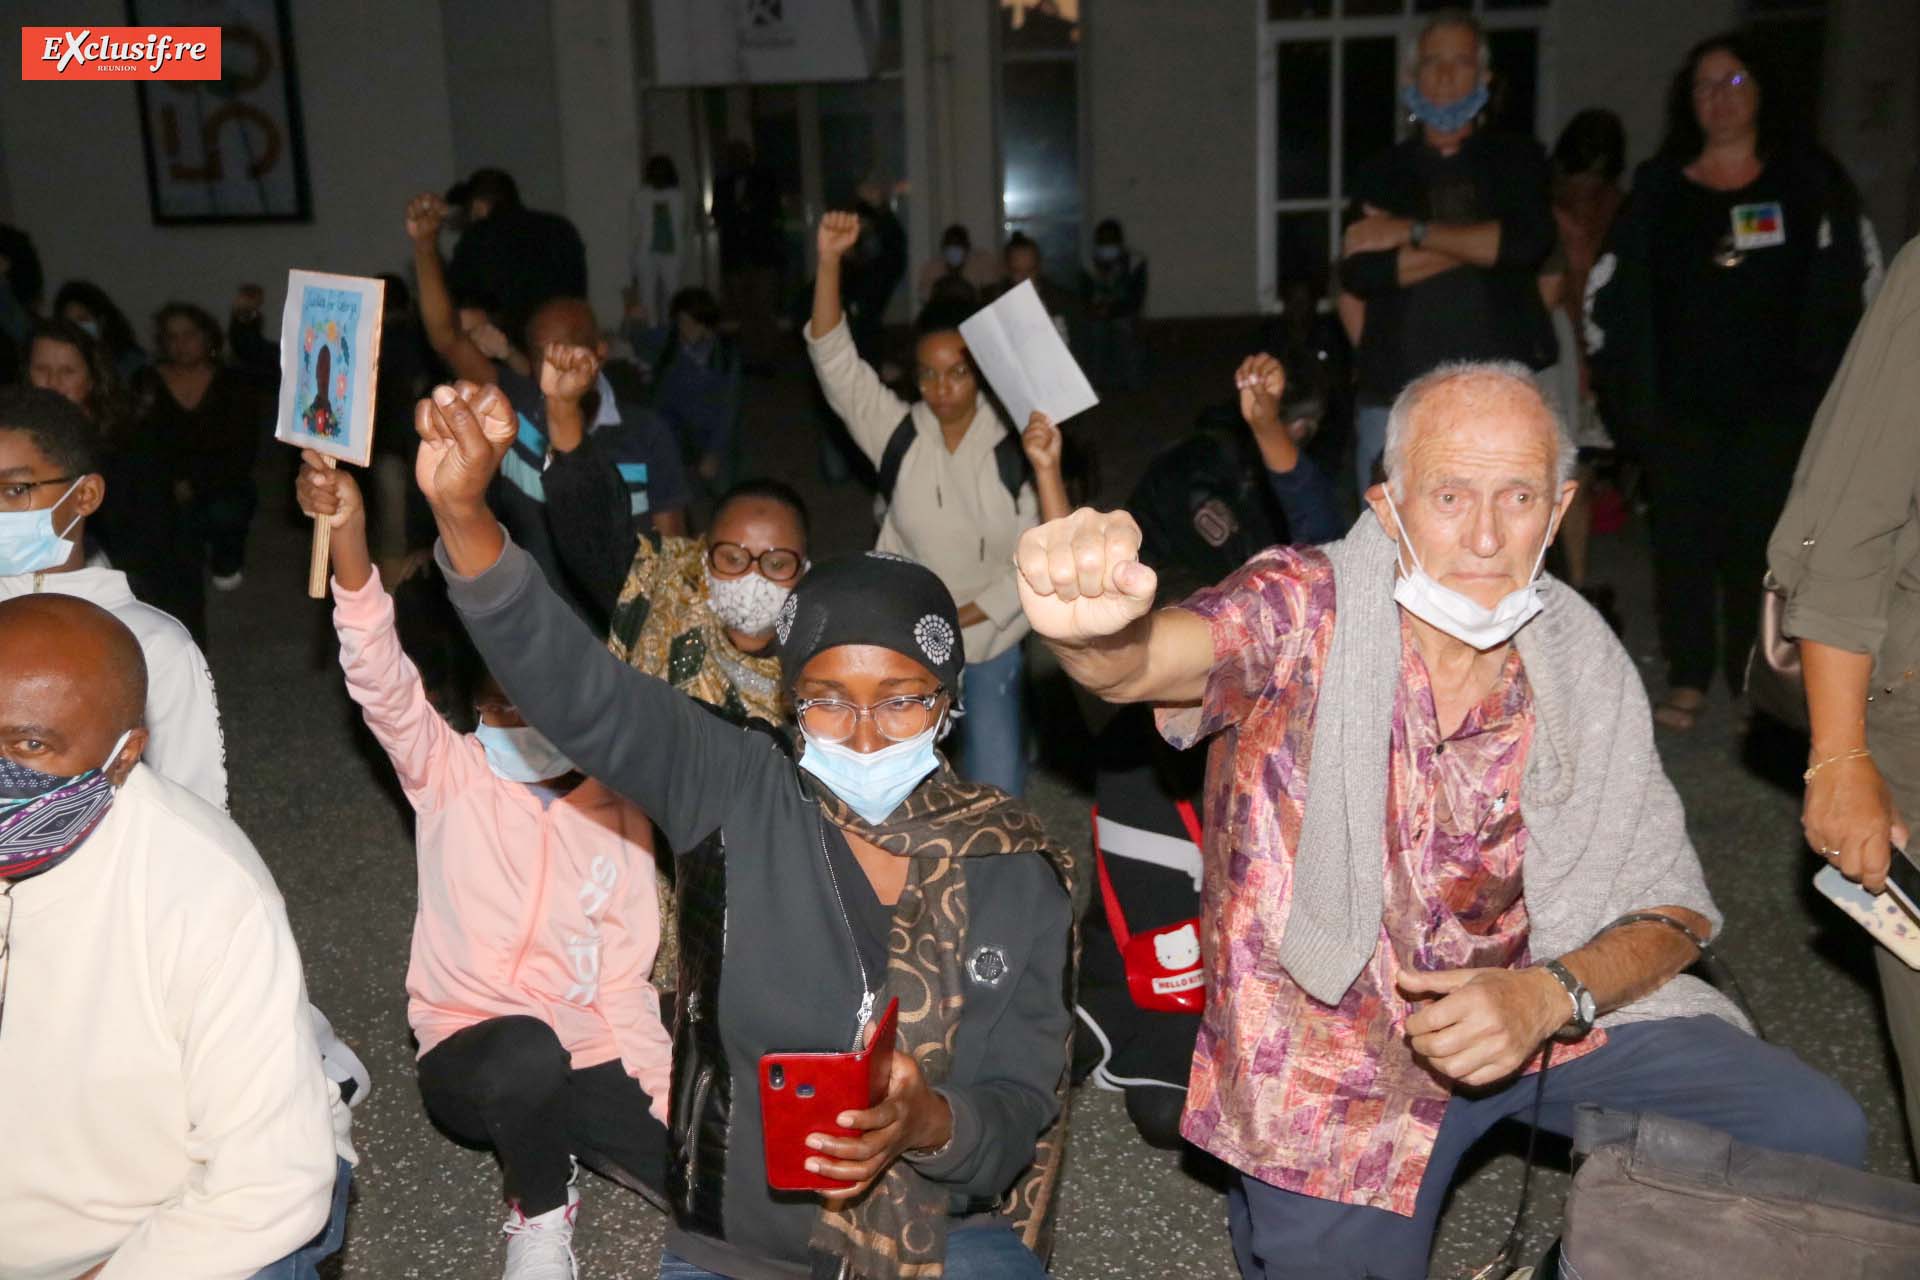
{"left": 412, "top": 377, "right": 1078, "bottom": 1280}
{"left": 806, "top": 210, "right": 1071, "bottom": 798}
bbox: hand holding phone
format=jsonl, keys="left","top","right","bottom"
{"left": 760, "top": 998, "right": 899, "bottom": 1193}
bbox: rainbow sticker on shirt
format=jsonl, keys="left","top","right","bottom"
{"left": 1730, "top": 201, "right": 1786, "bottom": 250}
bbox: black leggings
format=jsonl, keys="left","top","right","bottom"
{"left": 417, "top": 1016, "right": 669, "bottom": 1216}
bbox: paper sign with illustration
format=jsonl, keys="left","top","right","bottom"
{"left": 958, "top": 279, "right": 1098, "bottom": 430}
{"left": 274, "top": 270, "right": 385, "bottom": 467}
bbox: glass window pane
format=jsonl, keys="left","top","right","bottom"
{"left": 1002, "top": 1, "right": 1079, "bottom": 53}
{"left": 1002, "top": 60, "right": 1080, "bottom": 222}
{"left": 1269, "top": 0, "right": 1333, "bottom": 18}
{"left": 1485, "top": 0, "right": 1548, "bottom": 8}
{"left": 1485, "top": 27, "right": 1538, "bottom": 136}
{"left": 875, "top": 0, "right": 903, "bottom": 74}
{"left": 1342, "top": 36, "right": 1399, "bottom": 189}
{"left": 1276, "top": 40, "right": 1332, "bottom": 200}
{"left": 821, "top": 81, "right": 906, "bottom": 207}
{"left": 1277, "top": 210, "right": 1333, "bottom": 297}
{"left": 1342, "top": 0, "right": 1405, "bottom": 14}
{"left": 1412, "top": 0, "right": 1459, "bottom": 10}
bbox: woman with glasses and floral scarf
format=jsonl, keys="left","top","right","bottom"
{"left": 416, "top": 378, "right": 1080, "bottom": 1279}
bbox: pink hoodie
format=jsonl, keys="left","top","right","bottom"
{"left": 333, "top": 572, "right": 671, "bottom": 1121}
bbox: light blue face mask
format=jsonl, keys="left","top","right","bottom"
{"left": 0, "top": 478, "right": 84, "bottom": 576}
{"left": 1403, "top": 82, "right": 1489, "bottom": 134}
{"left": 473, "top": 721, "right": 576, "bottom": 783}
{"left": 798, "top": 723, "right": 941, "bottom": 826}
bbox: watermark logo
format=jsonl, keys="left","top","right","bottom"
{"left": 22, "top": 26, "right": 222, "bottom": 81}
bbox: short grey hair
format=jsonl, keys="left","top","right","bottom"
{"left": 1403, "top": 9, "right": 1492, "bottom": 78}
{"left": 1382, "top": 359, "right": 1577, "bottom": 499}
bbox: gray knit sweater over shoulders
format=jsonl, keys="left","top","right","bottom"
{"left": 1278, "top": 514, "right": 1747, "bottom": 1033}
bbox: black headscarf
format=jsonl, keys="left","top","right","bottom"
{"left": 774, "top": 551, "right": 965, "bottom": 699}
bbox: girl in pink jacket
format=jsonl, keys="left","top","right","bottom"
{"left": 299, "top": 453, "right": 670, "bottom": 1280}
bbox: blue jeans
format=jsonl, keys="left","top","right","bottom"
{"left": 1353, "top": 403, "right": 1391, "bottom": 497}
{"left": 659, "top": 1221, "right": 1048, "bottom": 1278}
{"left": 1227, "top": 1017, "right": 1868, "bottom": 1280}
{"left": 955, "top": 643, "right": 1027, "bottom": 798}
{"left": 249, "top": 1157, "right": 353, "bottom": 1280}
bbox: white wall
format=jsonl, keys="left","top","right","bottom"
{"left": 0, "top": 0, "right": 457, "bottom": 337}
{"left": 1551, "top": 0, "right": 1739, "bottom": 174}
{"left": 441, "top": 0, "right": 565, "bottom": 209}
{"left": 1086, "top": 0, "right": 1259, "bottom": 317}
{"left": 1822, "top": 0, "right": 1920, "bottom": 247}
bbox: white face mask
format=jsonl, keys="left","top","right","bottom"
{"left": 1382, "top": 488, "right": 1553, "bottom": 651}
{"left": 705, "top": 565, "right": 796, "bottom": 636}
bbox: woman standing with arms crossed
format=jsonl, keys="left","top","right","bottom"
{"left": 805, "top": 211, "right": 1070, "bottom": 797}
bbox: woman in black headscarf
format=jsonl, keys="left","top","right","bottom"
{"left": 414, "top": 379, "right": 1080, "bottom": 1280}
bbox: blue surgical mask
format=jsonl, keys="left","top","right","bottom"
{"left": 1403, "top": 82, "right": 1489, "bottom": 134}
{"left": 1094, "top": 243, "right": 1123, "bottom": 263}
{"left": 75, "top": 318, "right": 101, "bottom": 339}
{"left": 942, "top": 244, "right": 967, "bottom": 269}
{"left": 473, "top": 722, "right": 576, "bottom": 783}
{"left": 0, "top": 479, "right": 84, "bottom": 576}
{"left": 798, "top": 724, "right": 940, "bottom": 826}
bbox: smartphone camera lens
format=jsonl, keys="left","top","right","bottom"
{"left": 769, "top": 1064, "right": 785, "bottom": 1090}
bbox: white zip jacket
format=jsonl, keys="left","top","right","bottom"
{"left": 805, "top": 315, "right": 1037, "bottom": 665}
{"left": 2, "top": 566, "right": 228, "bottom": 810}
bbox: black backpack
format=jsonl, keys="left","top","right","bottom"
{"left": 875, "top": 411, "right": 1028, "bottom": 506}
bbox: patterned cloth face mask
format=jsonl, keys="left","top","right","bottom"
{"left": 0, "top": 729, "right": 134, "bottom": 883}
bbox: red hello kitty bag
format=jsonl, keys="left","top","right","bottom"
{"left": 1092, "top": 801, "right": 1206, "bottom": 1015}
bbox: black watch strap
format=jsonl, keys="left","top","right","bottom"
{"left": 1543, "top": 958, "right": 1596, "bottom": 1034}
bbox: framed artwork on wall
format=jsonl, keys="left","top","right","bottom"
{"left": 129, "top": 0, "right": 312, "bottom": 223}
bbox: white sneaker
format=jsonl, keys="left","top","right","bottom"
{"left": 211, "top": 571, "right": 244, "bottom": 592}
{"left": 502, "top": 1181, "right": 579, "bottom": 1280}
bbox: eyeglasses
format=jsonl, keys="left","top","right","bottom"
{"left": 795, "top": 691, "right": 946, "bottom": 744}
{"left": 709, "top": 541, "right": 804, "bottom": 583}
{"left": 915, "top": 364, "right": 974, "bottom": 390}
{"left": 1692, "top": 72, "right": 1750, "bottom": 98}
{"left": 0, "top": 476, "right": 76, "bottom": 513}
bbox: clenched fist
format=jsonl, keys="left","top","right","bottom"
{"left": 1015, "top": 509, "right": 1158, "bottom": 644}
{"left": 405, "top": 192, "right": 447, "bottom": 245}
{"left": 817, "top": 210, "right": 861, "bottom": 263}
{"left": 1021, "top": 411, "right": 1063, "bottom": 473}
{"left": 539, "top": 342, "right": 601, "bottom": 403}
{"left": 414, "top": 381, "right": 517, "bottom": 515}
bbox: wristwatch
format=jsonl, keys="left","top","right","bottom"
{"left": 1542, "top": 959, "right": 1597, "bottom": 1037}
{"left": 1409, "top": 219, "right": 1429, "bottom": 249}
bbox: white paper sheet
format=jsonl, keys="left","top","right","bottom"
{"left": 958, "top": 279, "right": 1099, "bottom": 429}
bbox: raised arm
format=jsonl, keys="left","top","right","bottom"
{"left": 1236, "top": 352, "right": 1344, "bottom": 544}
{"left": 1015, "top": 508, "right": 1214, "bottom": 704}
{"left": 1020, "top": 412, "right": 1072, "bottom": 523}
{"left": 413, "top": 380, "right": 755, "bottom": 850}
{"left": 804, "top": 212, "right": 912, "bottom": 462}
{"left": 407, "top": 193, "right": 497, "bottom": 387}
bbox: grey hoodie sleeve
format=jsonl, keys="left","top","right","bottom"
{"left": 437, "top": 534, "right": 755, "bottom": 851}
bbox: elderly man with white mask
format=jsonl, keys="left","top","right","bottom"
{"left": 1016, "top": 360, "right": 1866, "bottom": 1280}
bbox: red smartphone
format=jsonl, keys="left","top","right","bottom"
{"left": 759, "top": 998, "right": 899, "bottom": 1192}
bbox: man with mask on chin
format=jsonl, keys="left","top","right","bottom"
{"left": 1336, "top": 9, "right": 1558, "bottom": 497}
{"left": 0, "top": 594, "right": 342, "bottom": 1280}
{"left": 1016, "top": 361, "right": 1867, "bottom": 1280}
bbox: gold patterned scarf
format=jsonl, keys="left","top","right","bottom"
{"left": 801, "top": 763, "right": 1081, "bottom": 1280}
{"left": 608, "top": 534, "right": 787, "bottom": 987}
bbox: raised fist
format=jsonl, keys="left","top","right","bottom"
{"left": 413, "top": 381, "right": 517, "bottom": 515}
{"left": 817, "top": 210, "right": 861, "bottom": 262}
{"left": 1015, "top": 509, "right": 1158, "bottom": 644}
{"left": 1235, "top": 353, "right": 1287, "bottom": 437}
{"left": 539, "top": 343, "right": 601, "bottom": 403}
{"left": 405, "top": 192, "right": 447, "bottom": 245}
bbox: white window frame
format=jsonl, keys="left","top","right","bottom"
{"left": 1253, "top": 0, "right": 1556, "bottom": 313}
